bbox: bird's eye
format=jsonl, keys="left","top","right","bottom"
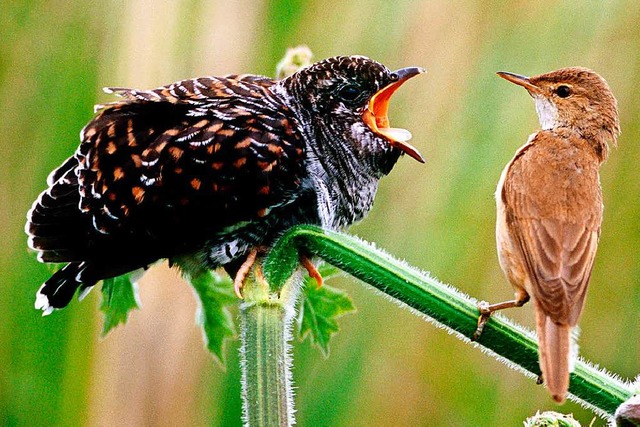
{"left": 556, "top": 85, "right": 571, "bottom": 98}
{"left": 337, "top": 85, "right": 361, "bottom": 102}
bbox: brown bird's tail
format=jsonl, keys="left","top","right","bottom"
{"left": 535, "top": 309, "right": 572, "bottom": 403}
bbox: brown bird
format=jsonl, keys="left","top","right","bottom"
{"left": 474, "top": 67, "right": 620, "bottom": 402}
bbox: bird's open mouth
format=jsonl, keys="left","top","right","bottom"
{"left": 362, "top": 67, "right": 426, "bottom": 163}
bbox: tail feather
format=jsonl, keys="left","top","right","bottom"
{"left": 536, "top": 309, "right": 572, "bottom": 403}
{"left": 35, "top": 263, "right": 96, "bottom": 315}
{"left": 35, "top": 259, "right": 153, "bottom": 315}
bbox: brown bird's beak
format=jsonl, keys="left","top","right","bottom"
{"left": 496, "top": 71, "right": 542, "bottom": 95}
{"left": 363, "top": 67, "right": 426, "bottom": 163}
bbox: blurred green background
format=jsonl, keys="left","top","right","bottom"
{"left": 2, "top": 1, "right": 640, "bottom": 426}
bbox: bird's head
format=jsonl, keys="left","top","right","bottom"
{"left": 497, "top": 67, "right": 620, "bottom": 156}
{"left": 278, "top": 56, "right": 425, "bottom": 175}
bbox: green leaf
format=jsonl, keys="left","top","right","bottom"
{"left": 100, "top": 273, "right": 140, "bottom": 336}
{"left": 297, "top": 265, "right": 356, "bottom": 356}
{"left": 187, "top": 270, "right": 237, "bottom": 364}
{"left": 262, "top": 230, "right": 300, "bottom": 291}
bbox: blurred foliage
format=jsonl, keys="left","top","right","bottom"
{"left": 1, "top": 1, "right": 640, "bottom": 426}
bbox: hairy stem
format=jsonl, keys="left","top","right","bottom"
{"left": 238, "top": 46, "right": 312, "bottom": 427}
{"left": 263, "top": 225, "right": 633, "bottom": 420}
{"left": 239, "top": 272, "right": 300, "bottom": 427}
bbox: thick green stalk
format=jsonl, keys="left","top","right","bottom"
{"left": 237, "top": 46, "right": 311, "bottom": 427}
{"left": 239, "top": 273, "right": 300, "bottom": 427}
{"left": 263, "top": 225, "right": 634, "bottom": 421}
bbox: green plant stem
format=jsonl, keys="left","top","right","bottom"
{"left": 237, "top": 46, "right": 311, "bottom": 427}
{"left": 240, "top": 274, "right": 299, "bottom": 427}
{"left": 263, "top": 225, "right": 633, "bottom": 420}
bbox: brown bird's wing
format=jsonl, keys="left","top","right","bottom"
{"left": 502, "top": 131, "right": 603, "bottom": 326}
{"left": 501, "top": 131, "right": 603, "bottom": 402}
{"left": 27, "top": 75, "right": 306, "bottom": 264}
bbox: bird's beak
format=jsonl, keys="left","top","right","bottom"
{"left": 496, "top": 71, "right": 542, "bottom": 95}
{"left": 362, "top": 67, "right": 426, "bottom": 163}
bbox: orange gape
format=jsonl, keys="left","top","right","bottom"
{"left": 361, "top": 67, "right": 425, "bottom": 163}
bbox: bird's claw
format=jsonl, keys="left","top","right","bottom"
{"left": 233, "top": 248, "right": 259, "bottom": 299}
{"left": 300, "top": 255, "right": 323, "bottom": 288}
{"left": 472, "top": 300, "right": 492, "bottom": 341}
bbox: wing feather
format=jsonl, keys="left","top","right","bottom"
{"left": 27, "top": 75, "right": 306, "bottom": 264}
{"left": 503, "top": 131, "right": 603, "bottom": 326}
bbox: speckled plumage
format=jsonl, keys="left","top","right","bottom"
{"left": 26, "top": 55, "right": 424, "bottom": 314}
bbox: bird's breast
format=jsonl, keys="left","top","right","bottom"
{"left": 304, "top": 163, "right": 379, "bottom": 230}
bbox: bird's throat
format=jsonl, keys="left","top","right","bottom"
{"left": 534, "top": 96, "right": 559, "bottom": 130}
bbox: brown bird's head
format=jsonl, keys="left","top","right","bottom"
{"left": 497, "top": 67, "right": 620, "bottom": 159}
{"left": 278, "top": 56, "right": 425, "bottom": 175}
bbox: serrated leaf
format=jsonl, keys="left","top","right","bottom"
{"left": 101, "top": 273, "right": 140, "bottom": 336}
{"left": 297, "top": 265, "right": 356, "bottom": 356}
{"left": 187, "top": 270, "right": 237, "bottom": 364}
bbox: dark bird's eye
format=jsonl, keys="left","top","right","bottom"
{"left": 556, "top": 85, "right": 571, "bottom": 98}
{"left": 337, "top": 85, "right": 361, "bottom": 102}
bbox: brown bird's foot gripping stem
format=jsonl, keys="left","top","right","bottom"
{"left": 234, "top": 248, "right": 259, "bottom": 299}
{"left": 472, "top": 293, "right": 530, "bottom": 341}
{"left": 300, "top": 255, "right": 323, "bottom": 288}
{"left": 234, "top": 250, "right": 322, "bottom": 298}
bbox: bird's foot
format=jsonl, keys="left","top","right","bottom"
{"left": 233, "top": 248, "right": 259, "bottom": 299}
{"left": 472, "top": 300, "right": 493, "bottom": 341}
{"left": 233, "top": 249, "right": 323, "bottom": 298}
{"left": 472, "top": 293, "right": 530, "bottom": 341}
{"left": 300, "top": 255, "right": 322, "bottom": 288}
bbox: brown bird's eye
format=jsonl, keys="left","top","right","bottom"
{"left": 556, "top": 85, "right": 571, "bottom": 98}
{"left": 337, "top": 85, "right": 361, "bottom": 102}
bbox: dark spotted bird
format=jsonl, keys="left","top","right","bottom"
{"left": 474, "top": 67, "right": 620, "bottom": 402}
{"left": 26, "top": 55, "right": 425, "bottom": 315}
